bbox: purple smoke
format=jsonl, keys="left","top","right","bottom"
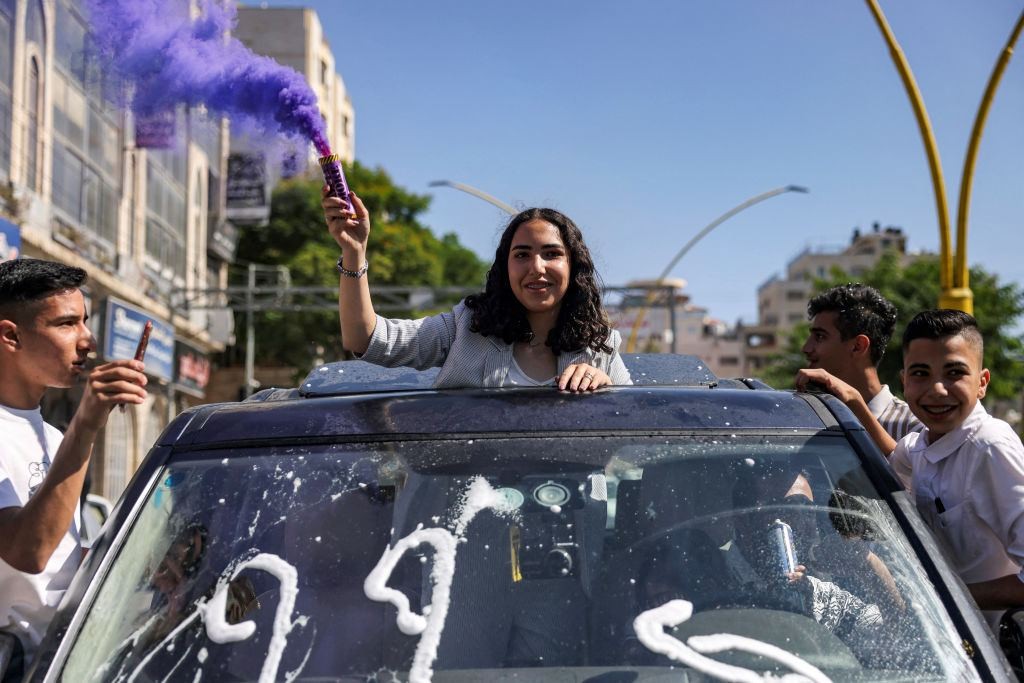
{"left": 83, "top": 0, "right": 331, "bottom": 155}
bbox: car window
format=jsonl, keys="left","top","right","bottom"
{"left": 60, "top": 435, "right": 976, "bottom": 681}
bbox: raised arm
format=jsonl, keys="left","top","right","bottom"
{"left": 323, "top": 187, "right": 375, "bottom": 355}
{"left": 0, "top": 360, "right": 147, "bottom": 573}
{"left": 795, "top": 368, "right": 897, "bottom": 456}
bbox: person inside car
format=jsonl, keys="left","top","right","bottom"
{"left": 0, "top": 258, "right": 147, "bottom": 678}
{"left": 723, "top": 463, "right": 883, "bottom": 639}
{"left": 322, "top": 188, "right": 630, "bottom": 391}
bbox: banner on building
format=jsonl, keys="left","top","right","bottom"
{"left": 103, "top": 298, "right": 174, "bottom": 382}
{"left": 0, "top": 217, "right": 20, "bottom": 262}
{"left": 174, "top": 341, "right": 211, "bottom": 398}
{"left": 135, "top": 111, "right": 177, "bottom": 149}
{"left": 209, "top": 219, "right": 238, "bottom": 261}
{"left": 225, "top": 152, "right": 270, "bottom": 224}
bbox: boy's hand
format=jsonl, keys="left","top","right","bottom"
{"left": 795, "top": 368, "right": 861, "bottom": 406}
{"left": 76, "top": 360, "right": 148, "bottom": 432}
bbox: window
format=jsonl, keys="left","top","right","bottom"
{"left": 25, "top": 58, "right": 39, "bottom": 190}
{"left": 24, "top": 0, "right": 44, "bottom": 189}
{"left": 60, "top": 436, "right": 977, "bottom": 681}
{"left": 0, "top": 0, "right": 14, "bottom": 177}
{"left": 51, "top": 0, "right": 123, "bottom": 244}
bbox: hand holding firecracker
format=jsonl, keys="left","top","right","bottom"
{"left": 318, "top": 152, "right": 354, "bottom": 215}
{"left": 322, "top": 186, "right": 370, "bottom": 255}
{"left": 118, "top": 320, "right": 152, "bottom": 413}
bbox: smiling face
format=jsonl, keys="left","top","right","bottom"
{"left": 901, "top": 334, "right": 989, "bottom": 441}
{"left": 507, "top": 219, "right": 571, "bottom": 316}
{"left": 10, "top": 289, "right": 95, "bottom": 393}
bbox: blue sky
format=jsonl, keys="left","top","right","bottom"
{"left": 258, "top": 1, "right": 1023, "bottom": 327}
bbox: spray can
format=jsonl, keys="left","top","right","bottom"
{"left": 769, "top": 519, "right": 798, "bottom": 579}
{"left": 318, "top": 153, "right": 353, "bottom": 213}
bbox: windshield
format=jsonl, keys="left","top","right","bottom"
{"left": 60, "top": 435, "right": 976, "bottom": 682}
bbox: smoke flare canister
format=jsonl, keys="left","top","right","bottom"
{"left": 318, "top": 154, "right": 353, "bottom": 213}
{"left": 769, "top": 519, "right": 798, "bottom": 578}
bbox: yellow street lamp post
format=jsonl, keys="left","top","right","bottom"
{"left": 865, "top": 1, "right": 1024, "bottom": 315}
{"left": 625, "top": 185, "right": 808, "bottom": 353}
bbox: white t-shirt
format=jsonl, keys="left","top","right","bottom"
{"left": 890, "top": 402, "right": 1024, "bottom": 585}
{"left": 0, "top": 404, "right": 82, "bottom": 663}
{"left": 505, "top": 357, "right": 556, "bottom": 387}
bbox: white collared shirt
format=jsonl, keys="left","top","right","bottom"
{"left": 867, "top": 384, "right": 921, "bottom": 442}
{"left": 890, "top": 403, "right": 1024, "bottom": 584}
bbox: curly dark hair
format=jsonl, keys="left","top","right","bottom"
{"left": 807, "top": 283, "right": 897, "bottom": 366}
{"left": 464, "top": 208, "right": 612, "bottom": 355}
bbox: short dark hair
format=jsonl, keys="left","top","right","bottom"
{"left": 0, "top": 258, "right": 88, "bottom": 322}
{"left": 901, "top": 309, "right": 983, "bottom": 356}
{"left": 464, "top": 208, "right": 612, "bottom": 354}
{"left": 807, "top": 284, "right": 897, "bottom": 365}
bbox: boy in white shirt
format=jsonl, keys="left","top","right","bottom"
{"left": 888, "top": 310, "right": 1024, "bottom": 610}
{"left": 0, "top": 258, "right": 148, "bottom": 676}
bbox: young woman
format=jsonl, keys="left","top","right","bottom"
{"left": 323, "top": 188, "right": 630, "bottom": 390}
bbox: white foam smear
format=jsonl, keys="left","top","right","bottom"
{"left": 452, "top": 476, "right": 516, "bottom": 537}
{"left": 201, "top": 553, "right": 300, "bottom": 683}
{"left": 365, "top": 526, "right": 457, "bottom": 683}
{"left": 688, "top": 635, "right": 831, "bottom": 683}
{"left": 122, "top": 553, "right": 301, "bottom": 683}
{"left": 365, "top": 476, "right": 511, "bottom": 683}
{"left": 633, "top": 599, "right": 831, "bottom": 683}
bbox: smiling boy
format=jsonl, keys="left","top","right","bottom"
{"left": 0, "top": 258, "right": 148, "bottom": 673}
{"left": 889, "top": 310, "right": 1024, "bottom": 610}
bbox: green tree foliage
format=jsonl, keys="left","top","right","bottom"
{"left": 759, "top": 252, "right": 1024, "bottom": 401}
{"left": 232, "top": 161, "right": 488, "bottom": 370}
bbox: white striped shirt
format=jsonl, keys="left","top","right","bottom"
{"left": 868, "top": 385, "right": 921, "bottom": 442}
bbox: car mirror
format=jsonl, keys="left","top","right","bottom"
{"left": 999, "top": 607, "right": 1024, "bottom": 678}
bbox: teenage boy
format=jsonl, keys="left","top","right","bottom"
{"left": 0, "top": 258, "right": 148, "bottom": 674}
{"left": 796, "top": 284, "right": 919, "bottom": 444}
{"left": 887, "top": 310, "right": 1024, "bottom": 610}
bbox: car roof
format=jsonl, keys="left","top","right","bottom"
{"left": 160, "top": 355, "right": 838, "bottom": 449}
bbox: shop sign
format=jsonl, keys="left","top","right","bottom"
{"left": 0, "top": 217, "right": 19, "bottom": 262}
{"left": 103, "top": 298, "right": 174, "bottom": 381}
{"left": 174, "top": 341, "right": 211, "bottom": 397}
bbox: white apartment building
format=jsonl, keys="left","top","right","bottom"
{"left": 742, "top": 224, "right": 916, "bottom": 375}
{"left": 228, "top": 6, "right": 355, "bottom": 223}
{"left": 1, "top": 0, "right": 233, "bottom": 500}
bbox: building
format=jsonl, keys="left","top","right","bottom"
{"left": 741, "top": 224, "right": 917, "bottom": 375}
{"left": 0, "top": 0, "right": 232, "bottom": 500}
{"left": 227, "top": 5, "right": 355, "bottom": 224}
{"left": 611, "top": 279, "right": 744, "bottom": 378}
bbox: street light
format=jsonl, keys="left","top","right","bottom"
{"left": 864, "top": 1, "right": 1024, "bottom": 315}
{"left": 625, "top": 185, "right": 809, "bottom": 353}
{"left": 428, "top": 179, "right": 517, "bottom": 216}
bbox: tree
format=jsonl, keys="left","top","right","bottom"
{"left": 759, "top": 252, "right": 1024, "bottom": 402}
{"left": 232, "top": 161, "right": 488, "bottom": 371}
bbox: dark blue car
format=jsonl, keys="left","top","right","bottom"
{"left": 23, "top": 356, "right": 1020, "bottom": 682}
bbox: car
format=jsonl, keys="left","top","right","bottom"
{"left": 21, "top": 355, "right": 1023, "bottom": 682}
{"left": 80, "top": 494, "right": 114, "bottom": 549}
